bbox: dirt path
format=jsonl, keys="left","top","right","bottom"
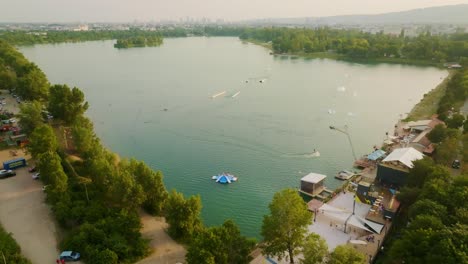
{"left": 136, "top": 212, "right": 186, "bottom": 264}
{"left": 0, "top": 151, "right": 61, "bottom": 264}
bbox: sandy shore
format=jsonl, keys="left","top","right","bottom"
{"left": 136, "top": 211, "right": 186, "bottom": 264}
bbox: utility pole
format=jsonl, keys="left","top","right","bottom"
{"left": 329, "top": 125, "right": 358, "bottom": 161}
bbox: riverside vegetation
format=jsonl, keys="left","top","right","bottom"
{"left": 0, "top": 39, "right": 256, "bottom": 264}
{"left": 1, "top": 26, "right": 468, "bottom": 263}
{"left": 114, "top": 36, "right": 163, "bottom": 49}
{"left": 2, "top": 26, "right": 468, "bottom": 65}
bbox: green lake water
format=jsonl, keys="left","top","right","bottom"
{"left": 20, "top": 37, "right": 447, "bottom": 238}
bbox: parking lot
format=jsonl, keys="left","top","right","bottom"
{"left": 0, "top": 150, "right": 62, "bottom": 264}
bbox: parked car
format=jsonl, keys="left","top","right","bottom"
{"left": 32, "top": 173, "right": 40, "bottom": 180}
{"left": 59, "top": 251, "right": 81, "bottom": 262}
{"left": 28, "top": 166, "right": 37, "bottom": 172}
{"left": 0, "top": 169, "right": 16, "bottom": 179}
{"left": 452, "top": 160, "right": 461, "bottom": 169}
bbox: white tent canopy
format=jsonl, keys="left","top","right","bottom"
{"left": 382, "top": 147, "right": 424, "bottom": 168}
{"left": 318, "top": 204, "right": 384, "bottom": 234}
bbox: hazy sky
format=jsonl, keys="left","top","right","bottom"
{"left": 2, "top": 0, "right": 468, "bottom": 23}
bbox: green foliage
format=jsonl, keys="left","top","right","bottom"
{"left": 108, "top": 169, "right": 145, "bottom": 210}
{"left": 124, "top": 159, "right": 168, "bottom": 215}
{"left": 186, "top": 220, "right": 256, "bottom": 264}
{"left": 408, "top": 199, "right": 447, "bottom": 220}
{"left": 328, "top": 245, "right": 366, "bottom": 264}
{"left": 18, "top": 100, "right": 44, "bottom": 134}
{"left": 165, "top": 190, "right": 203, "bottom": 242}
{"left": 427, "top": 124, "right": 447, "bottom": 143}
{"left": 0, "top": 38, "right": 167, "bottom": 264}
{"left": 384, "top": 164, "right": 468, "bottom": 264}
{"left": 447, "top": 113, "right": 465, "bottom": 129}
{"left": 261, "top": 188, "right": 312, "bottom": 264}
{"left": 0, "top": 224, "right": 31, "bottom": 264}
{"left": 37, "top": 151, "right": 68, "bottom": 194}
{"left": 17, "top": 65, "right": 49, "bottom": 101}
{"left": 72, "top": 117, "right": 96, "bottom": 155}
{"left": 0, "top": 63, "right": 17, "bottom": 90}
{"left": 48, "top": 84, "right": 88, "bottom": 124}
{"left": 114, "top": 36, "right": 163, "bottom": 48}
{"left": 239, "top": 27, "right": 468, "bottom": 62}
{"left": 27, "top": 124, "right": 58, "bottom": 158}
{"left": 300, "top": 233, "right": 328, "bottom": 264}
{"left": 407, "top": 158, "right": 435, "bottom": 188}
{"left": 61, "top": 210, "right": 148, "bottom": 264}
{"left": 434, "top": 137, "right": 459, "bottom": 166}
{"left": 437, "top": 70, "right": 468, "bottom": 119}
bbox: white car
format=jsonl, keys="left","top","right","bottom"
{"left": 32, "top": 173, "right": 40, "bottom": 180}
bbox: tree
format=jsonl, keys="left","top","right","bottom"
{"left": 108, "top": 170, "right": 145, "bottom": 210}
{"left": 27, "top": 124, "right": 58, "bottom": 158}
{"left": 71, "top": 116, "right": 96, "bottom": 156}
{"left": 17, "top": 65, "right": 49, "bottom": 101}
{"left": 408, "top": 199, "right": 447, "bottom": 220}
{"left": 300, "top": 233, "right": 328, "bottom": 264}
{"left": 125, "top": 159, "right": 168, "bottom": 215}
{"left": 447, "top": 113, "right": 465, "bottom": 129}
{"left": 427, "top": 124, "right": 447, "bottom": 143}
{"left": 165, "top": 190, "right": 203, "bottom": 242}
{"left": 18, "top": 100, "right": 43, "bottom": 134}
{"left": 37, "top": 151, "right": 68, "bottom": 195}
{"left": 48, "top": 84, "right": 88, "bottom": 124}
{"left": 328, "top": 245, "right": 366, "bottom": 264}
{"left": 261, "top": 189, "right": 312, "bottom": 264}
{"left": 407, "top": 158, "right": 435, "bottom": 188}
{"left": 186, "top": 220, "right": 256, "bottom": 264}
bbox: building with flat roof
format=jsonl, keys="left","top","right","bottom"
{"left": 300, "top": 173, "right": 326, "bottom": 197}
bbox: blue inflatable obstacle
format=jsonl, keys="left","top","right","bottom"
{"left": 211, "top": 173, "right": 238, "bottom": 184}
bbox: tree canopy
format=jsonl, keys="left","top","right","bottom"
{"left": 261, "top": 188, "right": 312, "bottom": 264}
{"left": 186, "top": 220, "right": 256, "bottom": 264}
{"left": 328, "top": 245, "right": 366, "bottom": 264}
{"left": 48, "top": 84, "right": 88, "bottom": 124}
{"left": 165, "top": 190, "right": 203, "bottom": 242}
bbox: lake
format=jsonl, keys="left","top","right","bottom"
{"left": 20, "top": 37, "right": 447, "bottom": 238}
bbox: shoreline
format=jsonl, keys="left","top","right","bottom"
{"left": 243, "top": 38, "right": 444, "bottom": 68}
{"left": 406, "top": 70, "right": 455, "bottom": 121}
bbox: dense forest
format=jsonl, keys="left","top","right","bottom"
{"left": 0, "top": 29, "right": 183, "bottom": 45}
{"left": 0, "top": 39, "right": 256, "bottom": 264}
{"left": 239, "top": 27, "right": 468, "bottom": 64}
{"left": 2, "top": 26, "right": 468, "bottom": 64}
{"left": 114, "top": 36, "right": 163, "bottom": 48}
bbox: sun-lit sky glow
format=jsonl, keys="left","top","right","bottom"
{"left": 1, "top": 0, "right": 468, "bottom": 23}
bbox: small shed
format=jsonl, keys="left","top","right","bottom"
{"left": 300, "top": 173, "right": 326, "bottom": 196}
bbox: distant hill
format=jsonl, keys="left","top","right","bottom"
{"left": 249, "top": 4, "right": 468, "bottom": 25}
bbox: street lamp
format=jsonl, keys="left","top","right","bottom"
{"left": 329, "top": 125, "right": 358, "bottom": 161}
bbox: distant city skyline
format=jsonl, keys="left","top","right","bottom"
{"left": 1, "top": 0, "right": 468, "bottom": 23}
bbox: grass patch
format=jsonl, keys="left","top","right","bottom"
{"left": 405, "top": 70, "right": 455, "bottom": 121}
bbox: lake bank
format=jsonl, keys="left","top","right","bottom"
{"left": 243, "top": 39, "right": 444, "bottom": 68}
{"left": 19, "top": 37, "right": 447, "bottom": 238}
